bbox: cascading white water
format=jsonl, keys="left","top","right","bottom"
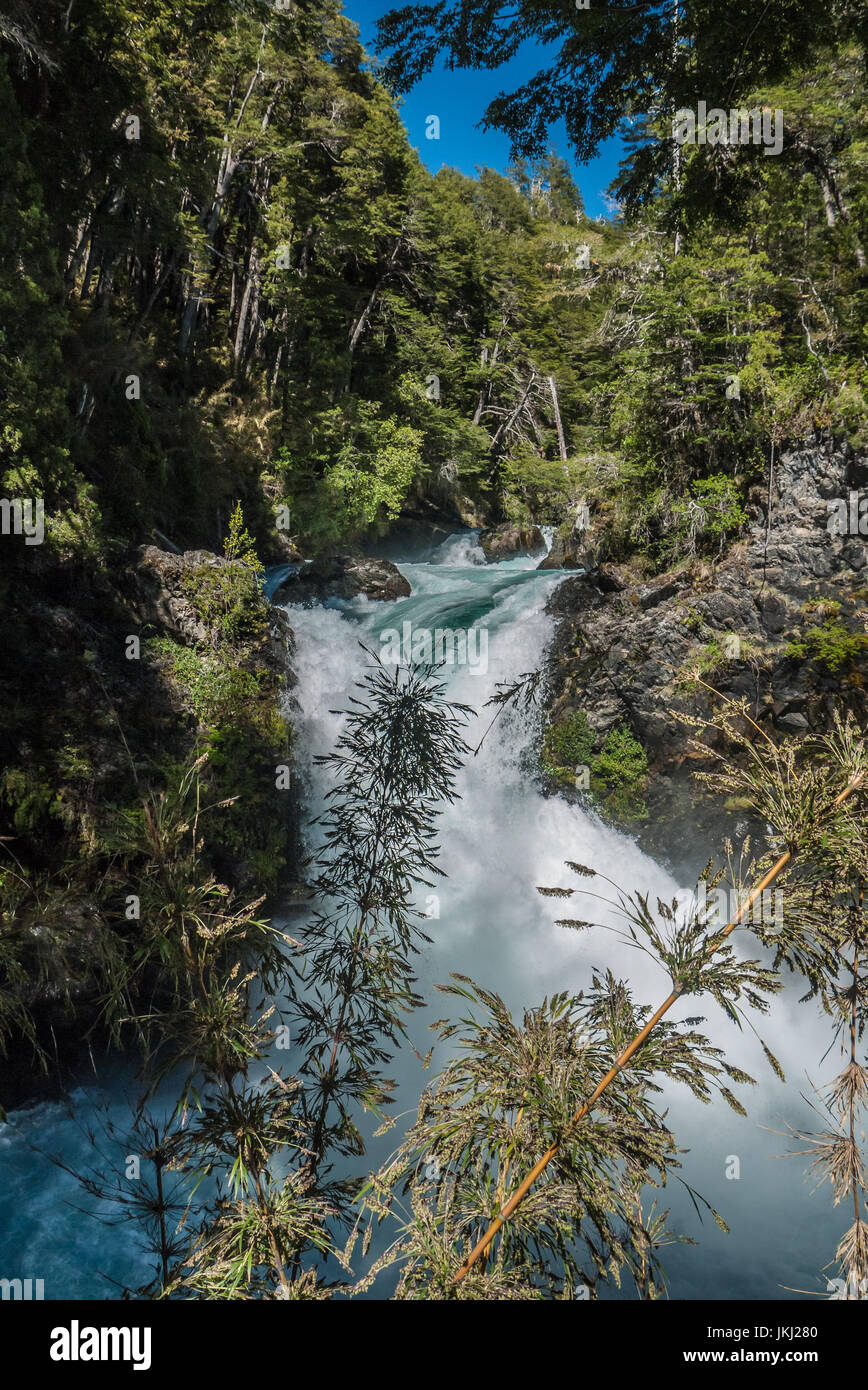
{"left": 286, "top": 546, "right": 679, "bottom": 1012}
{"left": 283, "top": 537, "right": 844, "bottom": 1299}
{"left": 0, "top": 533, "right": 845, "bottom": 1299}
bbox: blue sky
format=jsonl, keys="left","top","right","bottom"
{"left": 343, "top": 0, "right": 626, "bottom": 219}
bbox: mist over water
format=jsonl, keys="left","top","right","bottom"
{"left": 0, "top": 533, "right": 846, "bottom": 1299}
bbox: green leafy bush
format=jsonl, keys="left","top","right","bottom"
{"left": 149, "top": 638, "right": 262, "bottom": 726}
{"left": 180, "top": 563, "right": 266, "bottom": 645}
{"left": 223, "top": 501, "right": 264, "bottom": 574}
{"left": 542, "top": 711, "right": 594, "bottom": 781}
{"left": 591, "top": 725, "right": 649, "bottom": 822}
{"left": 785, "top": 620, "right": 868, "bottom": 673}
{"left": 542, "top": 712, "right": 649, "bottom": 822}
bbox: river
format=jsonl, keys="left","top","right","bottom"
{"left": 0, "top": 531, "right": 845, "bottom": 1299}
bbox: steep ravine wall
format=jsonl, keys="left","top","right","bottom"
{"left": 542, "top": 434, "right": 868, "bottom": 858}
{"left": 0, "top": 546, "right": 297, "bottom": 1111}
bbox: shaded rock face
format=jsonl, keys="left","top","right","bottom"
{"left": 131, "top": 546, "right": 294, "bottom": 681}
{"left": 274, "top": 553, "right": 411, "bottom": 604}
{"left": 271, "top": 534, "right": 304, "bottom": 566}
{"left": 479, "top": 522, "right": 546, "bottom": 562}
{"left": 544, "top": 435, "right": 868, "bottom": 802}
{"left": 132, "top": 546, "right": 223, "bottom": 645}
{"left": 361, "top": 517, "right": 455, "bottom": 562}
{"left": 537, "top": 519, "right": 600, "bottom": 571}
{"left": 404, "top": 470, "right": 493, "bottom": 531}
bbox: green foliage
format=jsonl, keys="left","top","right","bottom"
{"left": 500, "top": 451, "right": 586, "bottom": 524}
{"left": 51, "top": 663, "right": 472, "bottom": 1298}
{"left": 591, "top": 725, "right": 649, "bottom": 822}
{"left": 0, "top": 767, "right": 63, "bottom": 834}
{"left": 375, "top": 2, "right": 865, "bottom": 217}
{"left": 145, "top": 564, "right": 290, "bottom": 895}
{"left": 275, "top": 407, "right": 424, "bottom": 546}
{"left": 681, "top": 476, "right": 748, "bottom": 550}
{"left": 689, "top": 707, "right": 868, "bottom": 1300}
{"left": 180, "top": 563, "right": 266, "bottom": 646}
{"left": 223, "top": 502, "right": 264, "bottom": 575}
{"left": 354, "top": 967, "right": 740, "bottom": 1299}
{"left": 785, "top": 620, "right": 868, "bottom": 673}
{"left": 4, "top": 6, "right": 864, "bottom": 574}
{"left": 541, "top": 710, "right": 593, "bottom": 781}
{"left": 292, "top": 660, "right": 471, "bottom": 1192}
{"left": 543, "top": 712, "right": 649, "bottom": 821}
{"left": 4, "top": 0, "right": 868, "bottom": 1308}
{"left": 149, "top": 637, "right": 262, "bottom": 726}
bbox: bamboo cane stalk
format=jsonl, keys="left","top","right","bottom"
{"left": 452, "top": 770, "right": 865, "bottom": 1285}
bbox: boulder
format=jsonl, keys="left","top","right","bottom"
{"left": 478, "top": 523, "right": 546, "bottom": 562}
{"left": 129, "top": 545, "right": 294, "bottom": 680}
{"left": 275, "top": 554, "right": 411, "bottom": 603}
{"left": 131, "top": 546, "right": 221, "bottom": 646}
{"left": 537, "top": 520, "right": 599, "bottom": 571}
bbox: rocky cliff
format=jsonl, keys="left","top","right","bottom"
{"left": 542, "top": 434, "right": 868, "bottom": 856}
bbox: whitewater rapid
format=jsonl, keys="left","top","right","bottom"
{"left": 281, "top": 533, "right": 851, "bottom": 1299}
{"left": 284, "top": 535, "right": 680, "bottom": 1013}
{"left": 0, "top": 532, "right": 846, "bottom": 1299}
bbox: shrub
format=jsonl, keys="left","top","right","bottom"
{"left": 149, "top": 638, "right": 262, "bottom": 726}
{"left": 542, "top": 710, "right": 594, "bottom": 782}
{"left": 180, "top": 563, "right": 266, "bottom": 645}
{"left": 542, "top": 712, "right": 649, "bottom": 822}
{"left": 591, "top": 725, "right": 649, "bottom": 821}
{"left": 785, "top": 620, "right": 868, "bottom": 673}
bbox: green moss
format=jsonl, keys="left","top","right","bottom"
{"left": 180, "top": 563, "right": 267, "bottom": 645}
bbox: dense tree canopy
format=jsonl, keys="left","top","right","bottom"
{"left": 374, "top": 0, "right": 867, "bottom": 207}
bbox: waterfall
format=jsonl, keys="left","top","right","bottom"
{"left": 0, "top": 535, "right": 842, "bottom": 1299}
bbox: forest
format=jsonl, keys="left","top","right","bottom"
{"left": 1, "top": 0, "right": 868, "bottom": 1312}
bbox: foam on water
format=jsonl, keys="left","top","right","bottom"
{"left": 0, "top": 532, "right": 845, "bottom": 1299}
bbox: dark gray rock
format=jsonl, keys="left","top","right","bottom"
{"left": 132, "top": 546, "right": 225, "bottom": 646}
{"left": 275, "top": 553, "right": 411, "bottom": 603}
{"left": 537, "top": 519, "right": 599, "bottom": 570}
{"left": 130, "top": 545, "right": 294, "bottom": 683}
{"left": 544, "top": 434, "right": 868, "bottom": 794}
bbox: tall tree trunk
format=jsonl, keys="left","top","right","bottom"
{"left": 233, "top": 246, "right": 257, "bottom": 370}
{"left": 472, "top": 317, "right": 507, "bottom": 425}
{"left": 178, "top": 141, "right": 239, "bottom": 355}
{"left": 808, "top": 150, "right": 866, "bottom": 270}
{"left": 65, "top": 218, "right": 92, "bottom": 289}
{"left": 547, "top": 374, "right": 567, "bottom": 461}
{"left": 178, "top": 48, "right": 264, "bottom": 355}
